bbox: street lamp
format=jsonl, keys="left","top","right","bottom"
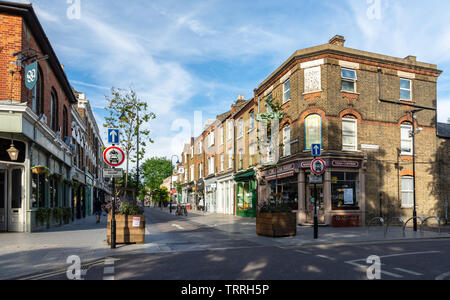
{"left": 411, "top": 109, "right": 423, "bottom": 232}
{"left": 170, "top": 155, "right": 180, "bottom": 214}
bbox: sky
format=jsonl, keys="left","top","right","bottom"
{"left": 12, "top": 0, "right": 450, "bottom": 166}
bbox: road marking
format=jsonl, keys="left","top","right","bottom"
{"left": 295, "top": 250, "right": 311, "bottom": 255}
{"left": 394, "top": 268, "right": 423, "bottom": 276}
{"left": 435, "top": 272, "right": 450, "bottom": 280}
{"left": 380, "top": 271, "right": 404, "bottom": 279}
{"left": 316, "top": 254, "right": 337, "bottom": 261}
{"left": 172, "top": 224, "right": 184, "bottom": 230}
{"left": 103, "top": 258, "right": 116, "bottom": 281}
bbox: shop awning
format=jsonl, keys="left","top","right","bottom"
{"left": 234, "top": 170, "right": 256, "bottom": 181}
{"left": 265, "top": 171, "right": 295, "bottom": 181}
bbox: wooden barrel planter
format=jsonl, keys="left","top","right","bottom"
{"left": 256, "top": 212, "right": 297, "bottom": 237}
{"left": 107, "top": 214, "right": 146, "bottom": 245}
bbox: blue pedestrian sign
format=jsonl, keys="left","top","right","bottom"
{"left": 108, "top": 129, "right": 120, "bottom": 144}
{"left": 312, "top": 144, "right": 321, "bottom": 157}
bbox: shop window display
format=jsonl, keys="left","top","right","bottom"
{"left": 331, "top": 172, "right": 359, "bottom": 210}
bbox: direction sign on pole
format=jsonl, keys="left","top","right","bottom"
{"left": 311, "top": 158, "right": 326, "bottom": 176}
{"left": 312, "top": 144, "right": 321, "bottom": 157}
{"left": 108, "top": 129, "right": 120, "bottom": 145}
{"left": 103, "top": 146, "right": 125, "bottom": 167}
{"left": 103, "top": 168, "right": 123, "bottom": 178}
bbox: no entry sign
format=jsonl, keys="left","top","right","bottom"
{"left": 311, "top": 158, "right": 326, "bottom": 176}
{"left": 103, "top": 146, "right": 125, "bottom": 167}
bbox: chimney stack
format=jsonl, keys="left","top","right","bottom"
{"left": 329, "top": 35, "right": 345, "bottom": 47}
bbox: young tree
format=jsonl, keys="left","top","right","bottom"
{"left": 104, "top": 87, "right": 156, "bottom": 188}
{"left": 142, "top": 157, "right": 174, "bottom": 191}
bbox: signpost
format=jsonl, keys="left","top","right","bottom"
{"left": 310, "top": 145, "right": 325, "bottom": 239}
{"left": 104, "top": 132, "right": 124, "bottom": 249}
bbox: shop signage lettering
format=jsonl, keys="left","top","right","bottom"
{"left": 331, "top": 161, "right": 359, "bottom": 168}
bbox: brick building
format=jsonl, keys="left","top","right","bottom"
{"left": 176, "top": 35, "right": 446, "bottom": 226}
{"left": 255, "top": 35, "right": 443, "bottom": 226}
{"left": 0, "top": 2, "right": 109, "bottom": 232}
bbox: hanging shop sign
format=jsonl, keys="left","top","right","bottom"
{"left": 25, "top": 62, "right": 38, "bottom": 90}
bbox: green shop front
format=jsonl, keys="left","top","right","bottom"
{"left": 234, "top": 170, "right": 257, "bottom": 218}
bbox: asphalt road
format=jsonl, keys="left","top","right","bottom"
{"left": 26, "top": 208, "right": 450, "bottom": 280}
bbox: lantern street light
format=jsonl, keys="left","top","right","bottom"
{"left": 7, "top": 143, "right": 19, "bottom": 161}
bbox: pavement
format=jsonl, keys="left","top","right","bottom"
{"left": 0, "top": 207, "right": 449, "bottom": 280}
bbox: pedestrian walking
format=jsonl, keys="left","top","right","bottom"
{"left": 94, "top": 198, "right": 103, "bottom": 224}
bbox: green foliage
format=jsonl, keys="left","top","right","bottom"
{"left": 119, "top": 201, "right": 144, "bottom": 216}
{"left": 151, "top": 187, "right": 170, "bottom": 204}
{"left": 63, "top": 208, "right": 72, "bottom": 223}
{"left": 258, "top": 202, "right": 292, "bottom": 213}
{"left": 104, "top": 87, "right": 156, "bottom": 187}
{"left": 52, "top": 207, "right": 64, "bottom": 222}
{"left": 36, "top": 207, "right": 52, "bottom": 224}
{"left": 142, "top": 157, "right": 174, "bottom": 191}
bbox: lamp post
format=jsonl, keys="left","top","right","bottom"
{"left": 170, "top": 155, "right": 180, "bottom": 214}
{"left": 411, "top": 109, "right": 423, "bottom": 232}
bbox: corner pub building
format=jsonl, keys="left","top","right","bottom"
{"left": 0, "top": 2, "right": 75, "bottom": 232}
{"left": 256, "top": 35, "right": 443, "bottom": 227}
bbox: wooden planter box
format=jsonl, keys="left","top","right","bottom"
{"left": 107, "top": 214, "right": 146, "bottom": 245}
{"left": 256, "top": 212, "right": 297, "bottom": 237}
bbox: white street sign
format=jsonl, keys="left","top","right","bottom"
{"left": 103, "top": 168, "right": 123, "bottom": 178}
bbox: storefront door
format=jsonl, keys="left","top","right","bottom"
{"left": 8, "top": 168, "right": 24, "bottom": 232}
{"left": 306, "top": 184, "right": 325, "bottom": 224}
{"left": 0, "top": 169, "right": 6, "bottom": 231}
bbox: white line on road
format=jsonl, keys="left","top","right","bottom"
{"left": 394, "top": 268, "right": 423, "bottom": 276}
{"left": 294, "top": 250, "right": 312, "bottom": 255}
{"left": 172, "top": 224, "right": 184, "bottom": 230}
{"left": 435, "top": 272, "right": 450, "bottom": 280}
{"left": 316, "top": 254, "right": 337, "bottom": 261}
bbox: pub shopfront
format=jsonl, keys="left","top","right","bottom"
{"left": 260, "top": 154, "right": 367, "bottom": 227}
{"left": 235, "top": 169, "right": 257, "bottom": 218}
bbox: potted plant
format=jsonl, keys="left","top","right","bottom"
{"left": 256, "top": 201, "right": 297, "bottom": 238}
{"left": 36, "top": 207, "right": 52, "bottom": 229}
{"left": 107, "top": 200, "right": 146, "bottom": 245}
{"left": 31, "top": 165, "right": 50, "bottom": 176}
{"left": 53, "top": 207, "right": 64, "bottom": 226}
{"left": 62, "top": 207, "right": 72, "bottom": 224}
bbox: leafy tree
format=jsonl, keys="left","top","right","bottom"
{"left": 142, "top": 157, "right": 174, "bottom": 191}
{"left": 104, "top": 87, "right": 156, "bottom": 188}
{"left": 151, "top": 187, "right": 170, "bottom": 207}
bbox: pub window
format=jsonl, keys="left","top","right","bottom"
{"left": 249, "top": 110, "right": 255, "bottom": 130}
{"left": 32, "top": 67, "right": 43, "bottom": 115}
{"left": 400, "top": 78, "right": 412, "bottom": 101}
{"left": 401, "top": 177, "right": 414, "bottom": 208}
{"left": 283, "top": 125, "right": 291, "bottom": 157}
{"left": 331, "top": 172, "right": 360, "bottom": 210}
{"left": 283, "top": 79, "right": 290, "bottom": 104}
{"left": 228, "top": 149, "right": 233, "bottom": 169}
{"left": 63, "top": 106, "right": 69, "bottom": 139}
{"left": 401, "top": 124, "right": 413, "bottom": 155}
{"left": 341, "top": 68, "right": 357, "bottom": 93}
{"left": 238, "top": 149, "right": 244, "bottom": 170}
{"left": 220, "top": 153, "right": 224, "bottom": 172}
{"left": 50, "top": 89, "right": 59, "bottom": 132}
{"left": 305, "top": 114, "right": 321, "bottom": 150}
{"left": 32, "top": 173, "right": 45, "bottom": 208}
{"left": 342, "top": 118, "right": 358, "bottom": 151}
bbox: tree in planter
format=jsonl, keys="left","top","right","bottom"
{"left": 36, "top": 207, "right": 52, "bottom": 228}
{"left": 104, "top": 87, "right": 156, "bottom": 188}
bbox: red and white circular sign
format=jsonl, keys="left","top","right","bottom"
{"left": 311, "top": 158, "right": 326, "bottom": 176}
{"left": 103, "top": 146, "right": 125, "bottom": 167}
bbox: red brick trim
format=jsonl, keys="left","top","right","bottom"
{"left": 296, "top": 108, "right": 326, "bottom": 125}
{"left": 339, "top": 108, "right": 362, "bottom": 122}
{"left": 400, "top": 170, "right": 415, "bottom": 176}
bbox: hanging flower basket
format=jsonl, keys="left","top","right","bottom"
{"left": 31, "top": 166, "right": 50, "bottom": 176}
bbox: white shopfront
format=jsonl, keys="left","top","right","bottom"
{"left": 216, "top": 173, "right": 235, "bottom": 215}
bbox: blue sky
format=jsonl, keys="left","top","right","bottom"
{"left": 14, "top": 0, "right": 450, "bottom": 163}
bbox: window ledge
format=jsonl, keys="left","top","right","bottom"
{"left": 341, "top": 91, "right": 360, "bottom": 95}
{"left": 303, "top": 90, "right": 323, "bottom": 95}
{"left": 401, "top": 206, "right": 414, "bottom": 209}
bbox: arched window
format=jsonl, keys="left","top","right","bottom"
{"left": 32, "top": 67, "right": 43, "bottom": 115}
{"left": 62, "top": 106, "right": 68, "bottom": 139}
{"left": 305, "top": 114, "right": 321, "bottom": 150}
{"left": 400, "top": 123, "right": 413, "bottom": 155}
{"left": 50, "top": 89, "right": 59, "bottom": 132}
{"left": 342, "top": 115, "right": 358, "bottom": 151}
